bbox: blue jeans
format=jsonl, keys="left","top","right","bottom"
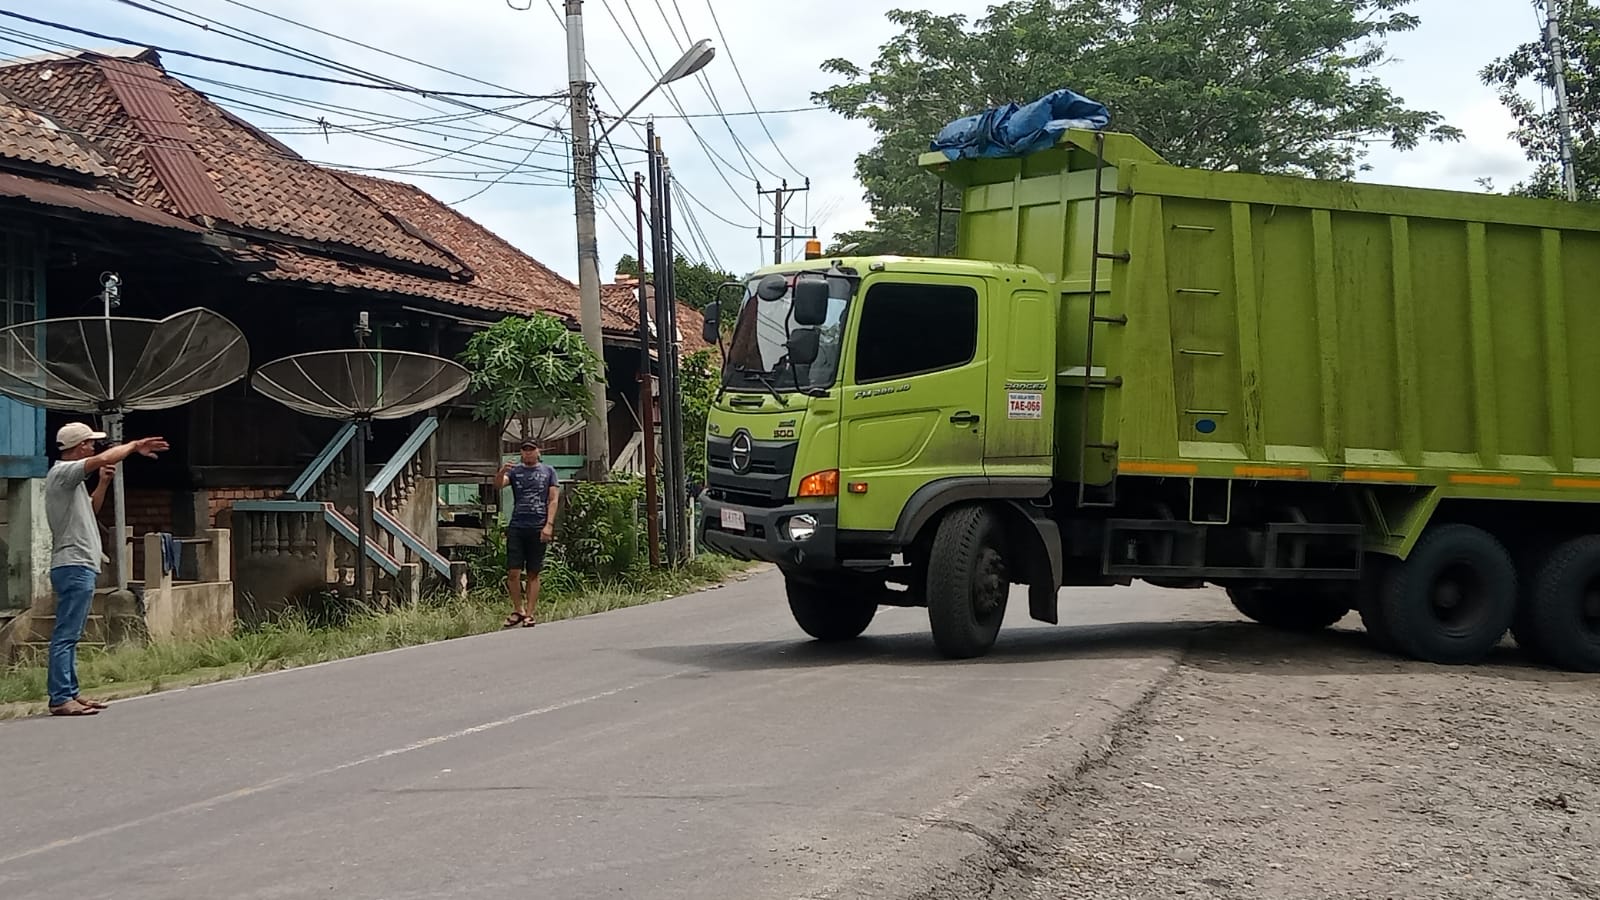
{"left": 47, "top": 565, "right": 97, "bottom": 707}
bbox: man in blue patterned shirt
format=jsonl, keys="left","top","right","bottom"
{"left": 496, "top": 440, "right": 560, "bottom": 628}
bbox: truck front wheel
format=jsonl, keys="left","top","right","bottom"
{"left": 926, "top": 505, "right": 1010, "bottom": 659}
{"left": 785, "top": 576, "right": 878, "bottom": 642}
{"left": 1225, "top": 585, "right": 1349, "bottom": 632}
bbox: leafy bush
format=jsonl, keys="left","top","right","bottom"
{"left": 552, "top": 478, "right": 642, "bottom": 580}
{"left": 680, "top": 349, "right": 718, "bottom": 485}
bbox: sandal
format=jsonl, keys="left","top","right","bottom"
{"left": 520, "top": 617, "right": 537, "bottom": 628}
{"left": 74, "top": 697, "right": 109, "bottom": 710}
{"left": 49, "top": 701, "right": 99, "bottom": 717}
{"left": 502, "top": 612, "right": 527, "bottom": 628}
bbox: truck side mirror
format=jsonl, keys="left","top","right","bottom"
{"left": 701, "top": 302, "right": 720, "bottom": 343}
{"left": 755, "top": 273, "right": 788, "bottom": 301}
{"left": 793, "top": 279, "right": 828, "bottom": 326}
{"left": 786, "top": 327, "right": 820, "bottom": 366}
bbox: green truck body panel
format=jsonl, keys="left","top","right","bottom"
{"left": 922, "top": 130, "right": 1600, "bottom": 511}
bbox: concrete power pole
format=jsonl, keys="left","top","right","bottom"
{"left": 565, "top": 0, "right": 612, "bottom": 479}
{"left": 1547, "top": 0, "right": 1580, "bottom": 201}
{"left": 756, "top": 180, "right": 816, "bottom": 265}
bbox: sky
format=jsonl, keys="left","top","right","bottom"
{"left": 1, "top": 0, "right": 1544, "bottom": 282}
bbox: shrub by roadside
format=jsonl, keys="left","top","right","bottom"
{"left": 0, "top": 554, "right": 753, "bottom": 713}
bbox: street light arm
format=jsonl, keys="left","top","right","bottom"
{"left": 594, "top": 85, "right": 660, "bottom": 148}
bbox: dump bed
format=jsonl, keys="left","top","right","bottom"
{"left": 925, "top": 132, "right": 1600, "bottom": 494}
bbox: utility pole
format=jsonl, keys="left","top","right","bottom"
{"left": 648, "top": 131, "right": 678, "bottom": 564}
{"left": 634, "top": 167, "right": 660, "bottom": 567}
{"left": 1547, "top": 0, "right": 1580, "bottom": 201}
{"left": 662, "top": 159, "right": 687, "bottom": 561}
{"left": 565, "top": 0, "right": 612, "bottom": 480}
{"left": 756, "top": 180, "right": 816, "bottom": 265}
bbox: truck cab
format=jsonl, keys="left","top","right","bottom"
{"left": 700, "top": 257, "right": 1065, "bottom": 649}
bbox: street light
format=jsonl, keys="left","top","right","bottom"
{"left": 595, "top": 40, "right": 716, "bottom": 147}
{"left": 567, "top": 6, "right": 715, "bottom": 479}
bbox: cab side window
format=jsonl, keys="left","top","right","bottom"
{"left": 853, "top": 283, "right": 978, "bottom": 383}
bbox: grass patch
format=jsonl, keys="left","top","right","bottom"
{"left": 0, "top": 554, "right": 753, "bottom": 709}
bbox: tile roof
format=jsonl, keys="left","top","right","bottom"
{"left": 0, "top": 89, "right": 115, "bottom": 179}
{"left": 334, "top": 171, "right": 582, "bottom": 322}
{"left": 602, "top": 281, "right": 715, "bottom": 354}
{"left": 0, "top": 52, "right": 464, "bottom": 275}
{"left": 0, "top": 171, "right": 205, "bottom": 233}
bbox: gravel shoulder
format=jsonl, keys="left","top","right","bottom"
{"left": 909, "top": 613, "right": 1600, "bottom": 900}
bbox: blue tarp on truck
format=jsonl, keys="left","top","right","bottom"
{"left": 931, "top": 88, "right": 1110, "bottom": 160}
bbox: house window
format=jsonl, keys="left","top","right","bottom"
{"left": 0, "top": 229, "right": 40, "bottom": 372}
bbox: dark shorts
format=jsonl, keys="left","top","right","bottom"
{"left": 506, "top": 525, "right": 549, "bottom": 572}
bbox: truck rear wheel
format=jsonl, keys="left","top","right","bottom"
{"left": 1379, "top": 525, "right": 1516, "bottom": 665}
{"left": 926, "top": 505, "right": 1009, "bottom": 659}
{"left": 1225, "top": 585, "right": 1349, "bottom": 632}
{"left": 785, "top": 575, "right": 878, "bottom": 642}
{"left": 1518, "top": 536, "right": 1600, "bottom": 672}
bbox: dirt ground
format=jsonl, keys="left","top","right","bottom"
{"left": 922, "top": 615, "right": 1600, "bottom": 900}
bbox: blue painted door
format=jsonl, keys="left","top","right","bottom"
{"left": 0, "top": 228, "right": 45, "bottom": 478}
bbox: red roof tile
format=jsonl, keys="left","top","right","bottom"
{"left": 0, "top": 53, "right": 463, "bottom": 274}
{"left": 334, "top": 170, "right": 580, "bottom": 321}
{"left": 0, "top": 90, "right": 115, "bottom": 179}
{"left": 0, "top": 170, "right": 204, "bottom": 233}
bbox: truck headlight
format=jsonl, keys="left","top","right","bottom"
{"left": 785, "top": 514, "right": 818, "bottom": 542}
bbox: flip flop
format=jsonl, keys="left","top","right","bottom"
{"left": 49, "top": 702, "right": 99, "bottom": 717}
{"left": 520, "top": 617, "right": 537, "bottom": 628}
{"left": 74, "top": 697, "right": 109, "bottom": 710}
{"left": 502, "top": 612, "right": 526, "bottom": 628}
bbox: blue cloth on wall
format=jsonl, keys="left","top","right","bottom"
{"left": 159, "top": 532, "right": 180, "bottom": 576}
{"left": 931, "top": 88, "right": 1110, "bottom": 161}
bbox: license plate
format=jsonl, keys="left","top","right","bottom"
{"left": 720, "top": 507, "right": 746, "bottom": 532}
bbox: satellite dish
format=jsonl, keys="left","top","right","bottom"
{"left": 0, "top": 307, "right": 249, "bottom": 412}
{"left": 0, "top": 302, "right": 250, "bottom": 592}
{"left": 250, "top": 349, "right": 471, "bottom": 605}
{"left": 251, "top": 350, "right": 470, "bottom": 422}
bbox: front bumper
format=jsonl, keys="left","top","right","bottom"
{"left": 700, "top": 496, "right": 837, "bottom": 569}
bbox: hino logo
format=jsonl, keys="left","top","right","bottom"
{"left": 729, "top": 430, "right": 753, "bottom": 474}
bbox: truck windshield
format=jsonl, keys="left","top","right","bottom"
{"left": 722, "top": 276, "right": 851, "bottom": 393}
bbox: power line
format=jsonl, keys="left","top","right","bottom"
{"left": 701, "top": 0, "right": 808, "bottom": 180}
{"left": 452, "top": 126, "right": 566, "bottom": 203}
{"left": 0, "top": 8, "right": 563, "bottom": 99}
{"left": 655, "top": 0, "right": 787, "bottom": 181}
{"left": 0, "top": 26, "right": 591, "bottom": 179}
{"left": 608, "top": 0, "right": 762, "bottom": 183}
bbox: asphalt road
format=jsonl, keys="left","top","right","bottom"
{"left": 0, "top": 569, "right": 1230, "bottom": 900}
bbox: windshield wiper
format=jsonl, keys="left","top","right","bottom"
{"left": 731, "top": 365, "right": 789, "bottom": 406}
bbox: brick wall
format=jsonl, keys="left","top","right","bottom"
{"left": 95, "top": 486, "right": 276, "bottom": 578}
{"left": 207, "top": 487, "right": 277, "bottom": 529}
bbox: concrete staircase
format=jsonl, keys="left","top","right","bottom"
{"left": 0, "top": 589, "right": 145, "bottom": 666}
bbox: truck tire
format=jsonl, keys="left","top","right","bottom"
{"left": 785, "top": 576, "right": 878, "bottom": 642}
{"left": 926, "top": 505, "right": 1010, "bottom": 659}
{"left": 1225, "top": 586, "right": 1349, "bottom": 632}
{"left": 1378, "top": 524, "right": 1516, "bottom": 665}
{"left": 1518, "top": 536, "right": 1600, "bottom": 672}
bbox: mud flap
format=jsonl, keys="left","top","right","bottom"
{"left": 1013, "top": 505, "right": 1063, "bottom": 625}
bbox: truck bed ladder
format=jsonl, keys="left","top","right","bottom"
{"left": 1078, "top": 131, "right": 1126, "bottom": 509}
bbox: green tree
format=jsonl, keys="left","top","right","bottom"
{"left": 815, "top": 0, "right": 1463, "bottom": 254}
{"left": 615, "top": 254, "right": 736, "bottom": 311}
{"left": 1482, "top": 4, "right": 1600, "bottom": 199}
{"left": 457, "top": 313, "right": 603, "bottom": 439}
{"left": 679, "top": 349, "right": 717, "bottom": 484}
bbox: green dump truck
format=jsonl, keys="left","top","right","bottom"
{"left": 698, "top": 129, "right": 1600, "bottom": 671}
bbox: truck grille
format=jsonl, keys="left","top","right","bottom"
{"left": 707, "top": 434, "right": 797, "bottom": 506}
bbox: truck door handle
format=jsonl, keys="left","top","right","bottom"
{"left": 950, "top": 412, "right": 981, "bottom": 425}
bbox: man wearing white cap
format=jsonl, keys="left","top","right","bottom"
{"left": 44, "top": 422, "right": 169, "bottom": 717}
